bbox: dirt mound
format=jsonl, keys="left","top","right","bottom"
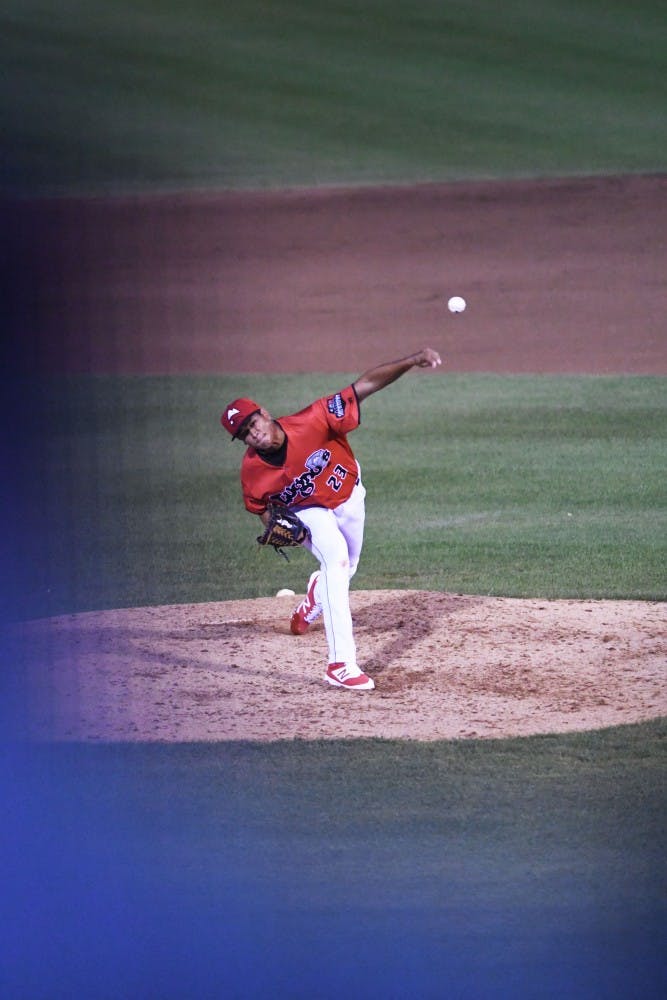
{"left": 12, "top": 591, "right": 666, "bottom": 742}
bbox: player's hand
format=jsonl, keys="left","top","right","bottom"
{"left": 413, "top": 348, "right": 442, "bottom": 368}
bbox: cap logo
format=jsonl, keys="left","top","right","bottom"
{"left": 221, "top": 397, "right": 261, "bottom": 438}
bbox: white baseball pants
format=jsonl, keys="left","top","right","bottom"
{"left": 297, "top": 475, "right": 366, "bottom": 667}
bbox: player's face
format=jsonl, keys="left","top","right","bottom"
{"left": 238, "top": 409, "right": 276, "bottom": 450}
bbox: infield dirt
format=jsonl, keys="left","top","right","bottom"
{"left": 13, "top": 592, "right": 666, "bottom": 742}
{"left": 8, "top": 173, "right": 666, "bottom": 376}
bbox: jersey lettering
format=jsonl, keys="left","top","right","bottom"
{"left": 270, "top": 463, "right": 328, "bottom": 505}
{"left": 268, "top": 451, "right": 354, "bottom": 505}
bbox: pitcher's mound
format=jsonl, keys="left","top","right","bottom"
{"left": 11, "top": 591, "right": 666, "bottom": 742}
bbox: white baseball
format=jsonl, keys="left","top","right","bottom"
{"left": 275, "top": 588, "right": 296, "bottom": 598}
{"left": 447, "top": 295, "right": 466, "bottom": 313}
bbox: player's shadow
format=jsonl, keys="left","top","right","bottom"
{"left": 351, "top": 591, "right": 485, "bottom": 677}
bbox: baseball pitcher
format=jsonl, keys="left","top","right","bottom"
{"left": 221, "top": 348, "right": 442, "bottom": 691}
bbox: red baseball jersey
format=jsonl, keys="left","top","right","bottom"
{"left": 241, "top": 385, "right": 361, "bottom": 514}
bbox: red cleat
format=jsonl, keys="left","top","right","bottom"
{"left": 290, "top": 571, "right": 322, "bottom": 635}
{"left": 325, "top": 662, "right": 375, "bottom": 691}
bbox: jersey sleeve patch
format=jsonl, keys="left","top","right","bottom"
{"left": 326, "top": 393, "right": 346, "bottom": 419}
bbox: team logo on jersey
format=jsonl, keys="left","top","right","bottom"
{"left": 327, "top": 393, "right": 346, "bottom": 418}
{"left": 269, "top": 449, "right": 332, "bottom": 505}
{"left": 305, "top": 448, "right": 331, "bottom": 475}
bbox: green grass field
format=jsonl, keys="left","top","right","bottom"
{"left": 12, "top": 373, "right": 666, "bottom": 621}
{"left": 4, "top": 726, "right": 666, "bottom": 997}
{"left": 3, "top": 3, "right": 666, "bottom": 997}
{"left": 1, "top": 0, "right": 666, "bottom": 192}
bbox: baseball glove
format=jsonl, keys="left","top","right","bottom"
{"left": 257, "top": 502, "right": 310, "bottom": 559}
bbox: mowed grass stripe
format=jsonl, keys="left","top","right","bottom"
{"left": 2, "top": 0, "right": 666, "bottom": 192}
{"left": 9, "top": 373, "right": 665, "bottom": 620}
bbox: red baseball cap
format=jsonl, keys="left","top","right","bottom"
{"left": 221, "top": 397, "right": 261, "bottom": 439}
